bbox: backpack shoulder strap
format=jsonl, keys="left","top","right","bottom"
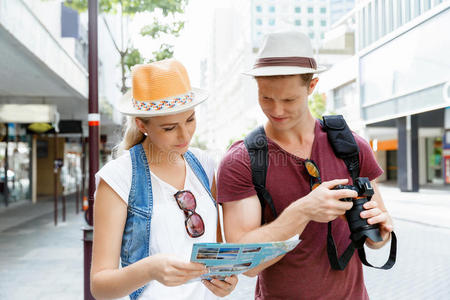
{"left": 321, "top": 115, "right": 360, "bottom": 183}
{"left": 244, "top": 126, "right": 277, "bottom": 224}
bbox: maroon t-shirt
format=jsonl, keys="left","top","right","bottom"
{"left": 217, "top": 120, "right": 383, "bottom": 300}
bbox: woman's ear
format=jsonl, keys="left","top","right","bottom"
{"left": 135, "top": 118, "right": 148, "bottom": 135}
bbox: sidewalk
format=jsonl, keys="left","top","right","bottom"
{"left": 0, "top": 185, "right": 448, "bottom": 299}
{"left": 378, "top": 184, "right": 450, "bottom": 229}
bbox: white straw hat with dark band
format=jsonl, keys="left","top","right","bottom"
{"left": 243, "top": 31, "right": 326, "bottom": 77}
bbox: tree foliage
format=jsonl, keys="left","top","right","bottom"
{"left": 308, "top": 92, "right": 328, "bottom": 119}
{"left": 64, "top": 0, "right": 186, "bottom": 16}
{"left": 64, "top": 0, "right": 188, "bottom": 93}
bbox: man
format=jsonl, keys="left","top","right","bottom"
{"left": 216, "top": 31, "right": 394, "bottom": 299}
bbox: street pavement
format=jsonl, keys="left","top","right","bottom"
{"left": 0, "top": 184, "right": 449, "bottom": 299}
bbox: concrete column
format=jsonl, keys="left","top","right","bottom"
{"left": 397, "top": 115, "right": 419, "bottom": 192}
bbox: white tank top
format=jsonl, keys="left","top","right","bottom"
{"left": 96, "top": 148, "right": 218, "bottom": 300}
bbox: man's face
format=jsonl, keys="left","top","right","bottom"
{"left": 256, "top": 75, "right": 318, "bottom": 130}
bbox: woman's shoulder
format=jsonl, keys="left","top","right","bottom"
{"left": 98, "top": 150, "right": 132, "bottom": 175}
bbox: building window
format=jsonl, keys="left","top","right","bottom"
{"left": 397, "top": 0, "right": 403, "bottom": 28}
{"left": 320, "top": 20, "right": 326, "bottom": 26}
{"left": 405, "top": 0, "right": 411, "bottom": 23}
{"left": 308, "top": 20, "right": 314, "bottom": 26}
{"left": 381, "top": 0, "right": 386, "bottom": 36}
{"left": 256, "top": 18, "right": 262, "bottom": 26}
{"left": 295, "top": 6, "right": 301, "bottom": 13}
{"left": 269, "top": 18, "right": 276, "bottom": 26}
{"left": 368, "top": 3, "right": 373, "bottom": 44}
{"left": 295, "top": 19, "right": 301, "bottom": 26}
{"left": 309, "top": 32, "right": 315, "bottom": 39}
{"left": 414, "top": 0, "right": 421, "bottom": 17}
{"left": 256, "top": 5, "right": 262, "bottom": 13}
{"left": 320, "top": 7, "right": 326, "bottom": 14}
{"left": 308, "top": 7, "right": 314, "bottom": 13}
{"left": 320, "top": 32, "right": 325, "bottom": 39}
{"left": 269, "top": 6, "right": 275, "bottom": 13}
{"left": 388, "top": 0, "right": 394, "bottom": 32}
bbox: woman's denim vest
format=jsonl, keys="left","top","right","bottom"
{"left": 121, "top": 144, "right": 216, "bottom": 300}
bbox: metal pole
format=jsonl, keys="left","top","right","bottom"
{"left": 84, "top": 0, "right": 99, "bottom": 299}
{"left": 54, "top": 133, "right": 58, "bottom": 226}
{"left": 81, "top": 134, "right": 86, "bottom": 210}
{"left": 3, "top": 124, "right": 9, "bottom": 207}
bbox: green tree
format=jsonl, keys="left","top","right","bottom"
{"left": 64, "top": 0, "right": 188, "bottom": 94}
{"left": 308, "top": 92, "right": 329, "bottom": 119}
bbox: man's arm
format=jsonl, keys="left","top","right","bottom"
{"left": 361, "top": 180, "right": 394, "bottom": 249}
{"left": 222, "top": 179, "right": 357, "bottom": 276}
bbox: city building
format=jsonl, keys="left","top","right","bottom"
{"left": 251, "top": 0, "right": 333, "bottom": 49}
{"left": 0, "top": 0, "right": 122, "bottom": 207}
{"left": 319, "top": 0, "right": 450, "bottom": 190}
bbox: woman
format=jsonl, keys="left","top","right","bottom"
{"left": 91, "top": 59, "right": 238, "bottom": 299}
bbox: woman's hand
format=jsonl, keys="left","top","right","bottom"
{"left": 148, "top": 254, "right": 208, "bottom": 286}
{"left": 202, "top": 275, "right": 238, "bottom": 297}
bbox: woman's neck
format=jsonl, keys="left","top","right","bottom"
{"left": 141, "top": 138, "right": 184, "bottom": 167}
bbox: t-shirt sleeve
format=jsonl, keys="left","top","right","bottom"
{"left": 355, "top": 134, "right": 384, "bottom": 181}
{"left": 216, "top": 141, "right": 257, "bottom": 203}
{"left": 95, "top": 152, "right": 132, "bottom": 204}
{"left": 189, "top": 147, "right": 217, "bottom": 188}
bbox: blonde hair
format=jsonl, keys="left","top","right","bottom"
{"left": 114, "top": 116, "right": 148, "bottom": 158}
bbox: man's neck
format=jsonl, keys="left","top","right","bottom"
{"left": 265, "top": 113, "right": 316, "bottom": 145}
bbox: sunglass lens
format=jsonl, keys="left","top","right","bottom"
{"left": 177, "top": 191, "right": 196, "bottom": 210}
{"left": 305, "top": 161, "right": 320, "bottom": 178}
{"left": 312, "top": 182, "right": 320, "bottom": 190}
{"left": 186, "top": 213, "right": 205, "bottom": 237}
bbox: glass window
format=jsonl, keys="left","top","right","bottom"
{"left": 397, "top": 0, "right": 403, "bottom": 28}
{"left": 269, "top": 18, "right": 276, "bottom": 26}
{"left": 295, "top": 19, "right": 301, "bottom": 26}
{"left": 256, "top": 5, "right": 262, "bottom": 13}
{"left": 405, "top": 0, "right": 411, "bottom": 23}
{"left": 360, "top": 9, "right": 450, "bottom": 106}
{"left": 321, "top": 20, "right": 326, "bottom": 26}
{"left": 388, "top": 0, "right": 394, "bottom": 32}
{"left": 320, "top": 7, "right": 326, "bottom": 14}
{"left": 424, "top": 0, "right": 431, "bottom": 11}
{"left": 308, "top": 7, "right": 314, "bottom": 13}
{"left": 308, "top": 20, "right": 314, "bottom": 26}
{"left": 381, "top": 0, "right": 386, "bottom": 36}
{"left": 414, "top": 0, "right": 421, "bottom": 17}
{"left": 295, "top": 6, "right": 301, "bottom": 13}
{"left": 269, "top": 6, "right": 275, "bottom": 13}
{"left": 362, "top": 7, "right": 367, "bottom": 47}
{"left": 320, "top": 32, "right": 325, "bottom": 39}
{"left": 309, "top": 32, "right": 315, "bottom": 39}
{"left": 368, "top": 3, "right": 373, "bottom": 44}
{"left": 256, "top": 18, "right": 262, "bottom": 26}
{"left": 374, "top": 0, "right": 379, "bottom": 40}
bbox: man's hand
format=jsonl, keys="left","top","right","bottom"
{"left": 297, "top": 179, "right": 356, "bottom": 223}
{"left": 360, "top": 180, "right": 394, "bottom": 248}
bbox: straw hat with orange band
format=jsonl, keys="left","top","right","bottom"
{"left": 118, "top": 59, "right": 208, "bottom": 117}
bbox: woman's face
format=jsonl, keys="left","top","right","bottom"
{"left": 136, "top": 109, "right": 196, "bottom": 155}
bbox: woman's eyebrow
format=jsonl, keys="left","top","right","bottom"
{"left": 160, "top": 112, "right": 195, "bottom": 126}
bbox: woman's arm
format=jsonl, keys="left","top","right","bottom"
{"left": 90, "top": 180, "right": 207, "bottom": 299}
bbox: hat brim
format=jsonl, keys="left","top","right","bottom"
{"left": 118, "top": 88, "right": 208, "bottom": 117}
{"left": 242, "top": 65, "right": 327, "bottom": 77}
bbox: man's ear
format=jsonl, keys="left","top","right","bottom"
{"left": 308, "top": 77, "right": 319, "bottom": 95}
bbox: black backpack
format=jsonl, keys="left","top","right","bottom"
{"left": 244, "top": 115, "right": 397, "bottom": 270}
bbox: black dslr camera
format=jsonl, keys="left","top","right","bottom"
{"left": 333, "top": 177, "right": 382, "bottom": 245}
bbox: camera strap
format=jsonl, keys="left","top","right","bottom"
{"left": 322, "top": 115, "right": 397, "bottom": 271}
